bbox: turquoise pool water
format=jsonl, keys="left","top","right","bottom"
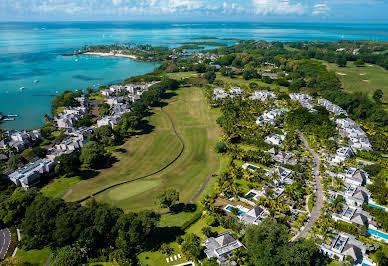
{"left": 368, "top": 228, "right": 388, "bottom": 240}
{"left": 368, "top": 203, "right": 387, "bottom": 211}
{"left": 246, "top": 192, "right": 256, "bottom": 198}
{"left": 226, "top": 205, "right": 246, "bottom": 214}
{"left": 247, "top": 165, "right": 258, "bottom": 171}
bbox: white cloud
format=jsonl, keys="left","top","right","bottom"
{"left": 252, "top": 0, "right": 305, "bottom": 15}
{"left": 312, "top": 3, "right": 330, "bottom": 15}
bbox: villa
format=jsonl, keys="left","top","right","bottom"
{"left": 202, "top": 233, "right": 245, "bottom": 264}
{"left": 256, "top": 109, "right": 285, "bottom": 125}
{"left": 320, "top": 232, "right": 375, "bottom": 265}
{"left": 265, "top": 133, "right": 285, "bottom": 146}
{"left": 239, "top": 205, "right": 269, "bottom": 225}
{"left": 330, "top": 204, "right": 374, "bottom": 227}
{"left": 213, "top": 88, "right": 228, "bottom": 100}
{"left": 317, "top": 98, "right": 347, "bottom": 116}
{"left": 336, "top": 118, "right": 357, "bottom": 129}
{"left": 289, "top": 93, "right": 314, "bottom": 110}
{"left": 229, "top": 87, "right": 244, "bottom": 97}
{"left": 7, "top": 159, "right": 55, "bottom": 189}
{"left": 55, "top": 136, "right": 87, "bottom": 152}
{"left": 250, "top": 90, "right": 277, "bottom": 101}
{"left": 268, "top": 147, "right": 297, "bottom": 165}
{"left": 261, "top": 73, "right": 279, "bottom": 79}
{"left": 338, "top": 167, "right": 369, "bottom": 187}
{"left": 267, "top": 166, "right": 294, "bottom": 186}
{"left": 336, "top": 118, "right": 372, "bottom": 151}
{"left": 0, "top": 130, "right": 42, "bottom": 152}
{"left": 336, "top": 184, "right": 371, "bottom": 207}
{"left": 97, "top": 115, "right": 121, "bottom": 128}
{"left": 332, "top": 147, "right": 354, "bottom": 164}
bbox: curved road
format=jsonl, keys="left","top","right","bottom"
{"left": 294, "top": 132, "right": 323, "bottom": 240}
{"left": 76, "top": 107, "right": 185, "bottom": 203}
{"left": 0, "top": 228, "right": 11, "bottom": 260}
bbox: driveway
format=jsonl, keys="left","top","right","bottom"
{"left": 0, "top": 228, "right": 11, "bottom": 259}
{"left": 294, "top": 132, "right": 324, "bottom": 240}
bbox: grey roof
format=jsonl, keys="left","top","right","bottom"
{"left": 216, "top": 234, "right": 235, "bottom": 246}
{"left": 351, "top": 213, "right": 368, "bottom": 225}
{"left": 343, "top": 244, "right": 363, "bottom": 261}
{"left": 353, "top": 190, "right": 367, "bottom": 201}
{"left": 0, "top": 154, "right": 8, "bottom": 160}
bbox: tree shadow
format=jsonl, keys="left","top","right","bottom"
{"left": 147, "top": 226, "right": 184, "bottom": 251}
{"left": 79, "top": 169, "right": 98, "bottom": 180}
{"left": 114, "top": 148, "right": 127, "bottom": 153}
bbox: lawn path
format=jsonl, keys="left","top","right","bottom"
{"left": 293, "top": 132, "right": 323, "bottom": 240}
{"left": 75, "top": 106, "right": 185, "bottom": 203}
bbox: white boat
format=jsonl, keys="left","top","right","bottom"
{"left": 75, "top": 59, "right": 79, "bottom": 62}
{"left": 7, "top": 114, "right": 18, "bottom": 117}
{"left": 3, "top": 118, "right": 15, "bottom": 121}
{"left": 34, "top": 80, "right": 39, "bottom": 83}
{"left": 19, "top": 87, "right": 25, "bottom": 90}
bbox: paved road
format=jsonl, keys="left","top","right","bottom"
{"left": 294, "top": 132, "right": 323, "bottom": 240}
{"left": 0, "top": 228, "right": 11, "bottom": 260}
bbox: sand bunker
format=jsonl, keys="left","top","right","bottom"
{"left": 359, "top": 73, "right": 366, "bottom": 76}
{"left": 336, "top": 72, "right": 347, "bottom": 76}
{"left": 362, "top": 80, "right": 370, "bottom": 82}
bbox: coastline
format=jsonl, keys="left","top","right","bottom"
{"left": 83, "top": 52, "right": 137, "bottom": 60}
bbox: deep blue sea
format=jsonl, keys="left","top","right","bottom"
{"left": 1, "top": 22, "right": 388, "bottom": 130}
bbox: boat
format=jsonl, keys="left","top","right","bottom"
{"left": 19, "top": 87, "right": 25, "bottom": 90}
{"left": 34, "top": 80, "right": 39, "bottom": 83}
{"left": 7, "top": 114, "right": 18, "bottom": 117}
{"left": 3, "top": 118, "right": 15, "bottom": 121}
{"left": 75, "top": 59, "right": 79, "bottom": 62}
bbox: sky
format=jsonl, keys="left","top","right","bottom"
{"left": 0, "top": 0, "right": 387, "bottom": 23}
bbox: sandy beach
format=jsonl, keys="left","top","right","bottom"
{"left": 84, "top": 52, "right": 137, "bottom": 60}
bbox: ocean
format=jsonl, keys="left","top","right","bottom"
{"left": 1, "top": 22, "right": 388, "bottom": 130}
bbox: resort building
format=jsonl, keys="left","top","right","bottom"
{"left": 268, "top": 147, "right": 297, "bottom": 165}
{"left": 0, "top": 130, "right": 42, "bottom": 152}
{"left": 229, "top": 87, "right": 244, "bottom": 97}
{"left": 320, "top": 232, "right": 375, "bottom": 265}
{"left": 330, "top": 204, "right": 373, "bottom": 227}
{"left": 250, "top": 90, "right": 277, "bottom": 101}
{"left": 256, "top": 109, "right": 285, "bottom": 125}
{"left": 213, "top": 88, "right": 228, "bottom": 100}
{"left": 336, "top": 184, "right": 371, "bottom": 207}
{"left": 332, "top": 147, "right": 354, "bottom": 164}
{"left": 317, "top": 98, "right": 347, "bottom": 116}
{"left": 239, "top": 205, "right": 269, "bottom": 225}
{"left": 289, "top": 93, "right": 314, "bottom": 110}
{"left": 336, "top": 118, "right": 357, "bottom": 129}
{"left": 202, "top": 233, "right": 245, "bottom": 264}
{"left": 267, "top": 166, "right": 294, "bottom": 186}
{"left": 7, "top": 159, "right": 55, "bottom": 189}
{"left": 265, "top": 133, "right": 285, "bottom": 146}
{"left": 338, "top": 167, "right": 369, "bottom": 187}
{"left": 97, "top": 115, "right": 121, "bottom": 128}
{"left": 261, "top": 73, "right": 279, "bottom": 79}
{"left": 336, "top": 118, "right": 372, "bottom": 151}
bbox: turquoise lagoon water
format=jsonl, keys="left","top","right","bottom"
{"left": 1, "top": 22, "right": 388, "bottom": 130}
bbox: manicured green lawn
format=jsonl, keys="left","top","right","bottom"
{"left": 41, "top": 176, "right": 82, "bottom": 198}
{"left": 167, "top": 71, "right": 199, "bottom": 80}
{"left": 216, "top": 74, "right": 287, "bottom": 92}
{"left": 138, "top": 242, "right": 186, "bottom": 266}
{"left": 323, "top": 61, "right": 388, "bottom": 102}
{"left": 186, "top": 217, "right": 229, "bottom": 241}
{"left": 16, "top": 247, "right": 51, "bottom": 266}
{"left": 66, "top": 86, "right": 221, "bottom": 214}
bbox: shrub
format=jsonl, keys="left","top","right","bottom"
{"left": 215, "top": 141, "right": 227, "bottom": 153}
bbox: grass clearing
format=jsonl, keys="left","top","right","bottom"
{"left": 41, "top": 176, "right": 82, "bottom": 198}
{"left": 66, "top": 86, "right": 221, "bottom": 214}
{"left": 323, "top": 61, "right": 388, "bottom": 102}
{"left": 16, "top": 247, "right": 50, "bottom": 266}
{"left": 138, "top": 242, "right": 185, "bottom": 266}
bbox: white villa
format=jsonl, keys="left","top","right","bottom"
{"left": 289, "top": 93, "right": 314, "bottom": 110}
{"left": 229, "top": 87, "right": 244, "bottom": 97}
{"left": 250, "top": 90, "right": 277, "bottom": 101}
{"left": 267, "top": 166, "right": 294, "bottom": 186}
{"left": 202, "top": 233, "right": 245, "bottom": 264}
{"left": 320, "top": 232, "right": 375, "bottom": 266}
{"left": 317, "top": 98, "right": 347, "bottom": 116}
{"left": 332, "top": 147, "right": 354, "bottom": 164}
{"left": 213, "top": 88, "right": 228, "bottom": 100}
{"left": 7, "top": 159, "right": 55, "bottom": 189}
{"left": 265, "top": 133, "right": 285, "bottom": 146}
{"left": 256, "top": 109, "right": 285, "bottom": 125}
{"left": 97, "top": 115, "right": 121, "bottom": 128}
{"left": 239, "top": 205, "right": 269, "bottom": 225}
{"left": 331, "top": 204, "right": 373, "bottom": 227}
{"left": 338, "top": 167, "right": 369, "bottom": 187}
{"left": 268, "top": 147, "right": 297, "bottom": 165}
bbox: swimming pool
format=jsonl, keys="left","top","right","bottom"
{"left": 368, "top": 228, "right": 388, "bottom": 240}
{"left": 247, "top": 165, "right": 259, "bottom": 171}
{"left": 246, "top": 192, "right": 257, "bottom": 198}
{"left": 368, "top": 203, "right": 387, "bottom": 211}
{"left": 225, "top": 205, "right": 246, "bottom": 214}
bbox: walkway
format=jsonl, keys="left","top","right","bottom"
{"left": 76, "top": 107, "right": 185, "bottom": 203}
{"left": 293, "top": 132, "right": 324, "bottom": 240}
{"left": 0, "top": 228, "right": 11, "bottom": 260}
